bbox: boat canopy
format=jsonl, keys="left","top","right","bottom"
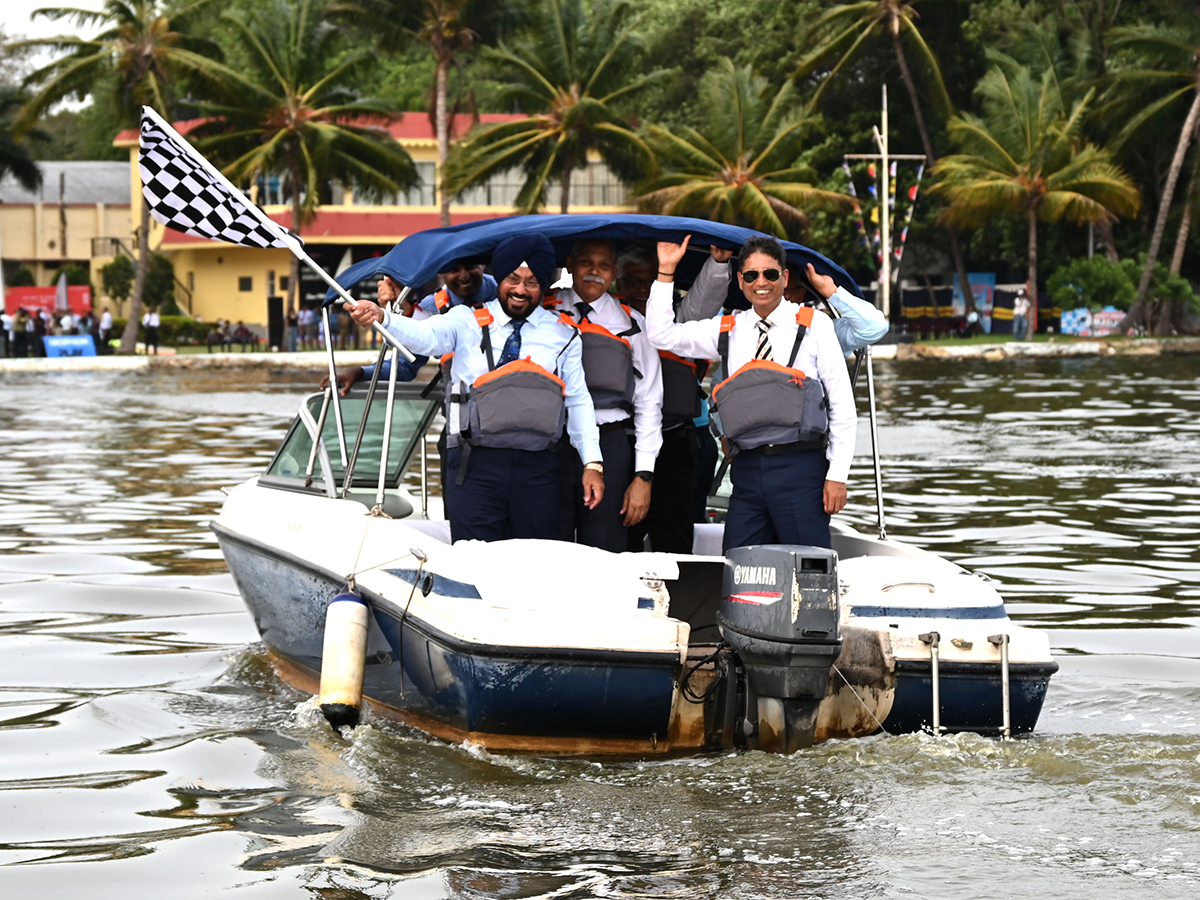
{"left": 325, "top": 213, "right": 863, "bottom": 304}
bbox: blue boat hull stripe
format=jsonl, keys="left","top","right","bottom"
{"left": 851, "top": 604, "right": 1008, "bottom": 620}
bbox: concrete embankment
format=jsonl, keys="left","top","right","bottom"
{"left": 0, "top": 351, "right": 382, "bottom": 373}
{"left": 3, "top": 338, "right": 1200, "bottom": 372}
{"left": 870, "top": 337, "right": 1200, "bottom": 362}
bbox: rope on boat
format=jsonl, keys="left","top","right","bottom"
{"left": 832, "top": 664, "right": 891, "bottom": 736}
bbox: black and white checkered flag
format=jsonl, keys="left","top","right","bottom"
{"left": 138, "top": 108, "right": 291, "bottom": 249}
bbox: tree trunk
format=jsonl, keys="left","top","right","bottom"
{"left": 892, "top": 28, "right": 976, "bottom": 313}
{"left": 119, "top": 198, "right": 151, "bottom": 355}
{"left": 1125, "top": 88, "right": 1200, "bottom": 331}
{"left": 560, "top": 164, "right": 572, "bottom": 215}
{"left": 1097, "top": 217, "right": 1119, "bottom": 263}
{"left": 1169, "top": 147, "right": 1198, "bottom": 274}
{"left": 436, "top": 51, "right": 451, "bottom": 228}
{"left": 288, "top": 191, "right": 302, "bottom": 321}
{"left": 1027, "top": 204, "right": 1038, "bottom": 340}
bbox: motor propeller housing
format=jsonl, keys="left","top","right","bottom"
{"left": 718, "top": 546, "right": 842, "bottom": 752}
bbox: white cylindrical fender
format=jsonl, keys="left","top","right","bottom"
{"left": 318, "top": 591, "right": 369, "bottom": 731}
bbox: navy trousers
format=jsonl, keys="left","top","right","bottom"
{"left": 445, "top": 445, "right": 560, "bottom": 542}
{"left": 558, "top": 425, "right": 633, "bottom": 553}
{"left": 722, "top": 447, "right": 831, "bottom": 552}
{"left": 628, "top": 426, "right": 696, "bottom": 553}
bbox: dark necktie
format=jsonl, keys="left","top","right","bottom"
{"left": 498, "top": 318, "right": 524, "bottom": 366}
{"left": 754, "top": 319, "right": 773, "bottom": 361}
{"left": 575, "top": 301, "right": 593, "bottom": 323}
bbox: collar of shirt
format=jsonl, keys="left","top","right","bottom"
{"left": 555, "top": 287, "right": 631, "bottom": 328}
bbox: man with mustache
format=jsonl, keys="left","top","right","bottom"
{"left": 348, "top": 232, "right": 603, "bottom": 542}
{"left": 550, "top": 239, "right": 663, "bottom": 553}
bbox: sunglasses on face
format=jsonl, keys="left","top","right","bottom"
{"left": 741, "top": 268, "right": 782, "bottom": 283}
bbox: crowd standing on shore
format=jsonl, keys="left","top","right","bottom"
{"left": 1, "top": 307, "right": 103, "bottom": 357}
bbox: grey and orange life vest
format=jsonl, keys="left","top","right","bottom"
{"left": 561, "top": 302, "right": 640, "bottom": 413}
{"left": 449, "top": 308, "right": 568, "bottom": 475}
{"left": 658, "top": 351, "right": 705, "bottom": 427}
{"left": 710, "top": 307, "right": 829, "bottom": 453}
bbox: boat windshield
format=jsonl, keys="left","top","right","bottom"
{"left": 262, "top": 382, "right": 440, "bottom": 493}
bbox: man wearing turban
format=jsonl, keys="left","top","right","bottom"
{"left": 348, "top": 232, "right": 604, "bottom": 542}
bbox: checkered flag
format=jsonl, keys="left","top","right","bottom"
{"left": 138, "top": 108, "right": 291, "bottom": 249}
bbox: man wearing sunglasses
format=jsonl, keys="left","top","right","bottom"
{"left": 647, "top": 235, "right": 856, "bottom": 552}
{"left": 676, "top": 254, "right": 888, "bottom": 355}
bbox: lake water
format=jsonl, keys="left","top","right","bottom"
{"left": 1, "top": 357, "right": 1198, "bottom": 898}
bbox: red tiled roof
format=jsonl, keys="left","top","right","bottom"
{"left": 116, "top": 113, "right": 522, "bottom": 145}
{"left": 157, "top": 208, "right": 512, "bottom": 247}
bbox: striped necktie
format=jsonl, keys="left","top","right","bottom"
{"left": 754, "top": 318, "right": 773, "bottom": 361}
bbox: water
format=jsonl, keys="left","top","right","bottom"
{"left": 1, "top": 358, "right": 1198, "bottom": 898}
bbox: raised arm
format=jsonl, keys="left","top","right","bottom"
{"left": 805, "top": 263, "right": 888, "bottom": 353}
{"left": 648, "top": 237, "right": 722, "bottom": 358}
{"left": 679, "top": 247, "right": 733, "bottom": 322}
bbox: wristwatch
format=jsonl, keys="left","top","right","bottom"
{"left": 634, "top": 470, "right": 655, "bottom": 483}
{"left": 583, "top": 461, "right": 605, "bottom": 476}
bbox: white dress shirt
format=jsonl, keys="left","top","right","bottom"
{"left": 680, "top": 257, "right": 887, "bottom": 352}
{"left": 552, "top": 287, "right": 663, "bottom": 472}
{"left": 646, "top": 279, "right": 857, "bottom": 482}
{"left": 380, "top": 299, "right": 602, "bottom": 464}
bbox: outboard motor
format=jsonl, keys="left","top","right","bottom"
{"left": 719, "top": 546, "right": 841, "bottom": 753}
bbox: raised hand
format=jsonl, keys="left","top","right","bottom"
{"left": 806, "top": 263, "right": 838, "bottom": 300}
{"left": 656, "top": 235, "right": 692, "bottom": 277}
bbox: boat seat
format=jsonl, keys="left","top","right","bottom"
{"left": 691, "top": 523, "right": 725, "bottom": 557}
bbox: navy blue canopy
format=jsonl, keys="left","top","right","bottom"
{"left": 326, "top": 214, "right": 863, "bottom": 305}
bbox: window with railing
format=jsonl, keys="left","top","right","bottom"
{"left": 452, "top": 161, "right": 628, "bottom": 208}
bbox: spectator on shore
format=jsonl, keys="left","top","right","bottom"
{"left": 297, "top": 305, "right": 314, "bottom": 350}
{"left": 232, "top": 320, "right": 255, "bottom": 352}
{"left": 142, "top": 306, "right": 161, "bottom": 355}
{"left": 1013, "top": 288, "right": 1031, "bottom": 340}
{"left": 33, "top": 310, "right": 48, "bottom": 356}
{"left": 286, "top": 306, "right": 299, "bottom": 352}
{"left": 99, "top": 306, "right": 113, "bottom": 346}
{"left": 14, "top": 308, "right": 30, "bottom": 357}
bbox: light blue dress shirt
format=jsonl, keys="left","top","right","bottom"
{"left": 381, "top": 299, "right": 602, "bottom": 463}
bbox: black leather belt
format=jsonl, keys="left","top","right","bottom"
{"left": 740, "top": 439, "right": 825, "bottom": 457}
{"left": 598, "top": 421, "right": 631, "bottom": 435}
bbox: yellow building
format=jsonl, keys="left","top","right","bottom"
{"left": 0, "top": 161, "right": 134, "bottom": 304}
{"left": 110, "top": 113, "right": 632, "bottom": 335}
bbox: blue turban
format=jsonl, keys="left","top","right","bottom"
{"left": 491, "top": 232, "right": 557, "bottom": 295}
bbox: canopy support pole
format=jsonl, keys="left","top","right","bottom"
{"left": 865, "top": 345, "right": 887, "bottom": 540}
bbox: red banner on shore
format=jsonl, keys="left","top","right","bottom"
{"left": 4, "top": 286, "right": 93, "bottom": 316}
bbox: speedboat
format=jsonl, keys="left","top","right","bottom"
{"left": 211, "top": 215, "right": 1057, "bottom": 754}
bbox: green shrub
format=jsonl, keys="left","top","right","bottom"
{"left": 1047, "top": 256, "right": 1135, "bottom": 311}
{"left": 110, "top": 315, "right": 208, "bottom": 346}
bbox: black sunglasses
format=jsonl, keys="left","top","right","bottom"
{"left": 741, "top": 268, "right": 782, "bottom": 283}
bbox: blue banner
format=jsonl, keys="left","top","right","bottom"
{"left": 43, "top": 336, "right": 97, "bottom": 358}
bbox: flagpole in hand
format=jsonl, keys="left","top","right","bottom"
{"left": 137, "top": 106, "right": 418, "bottom": 467}
{"left": 136, "top": 107, "right": 415, "bottom": 362}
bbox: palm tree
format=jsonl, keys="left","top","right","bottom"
{"left": 1104, "top": 22, "right": 1200, "bottom": 331}
{"left": 0, "top": 87, "right": 42, "bottom": 193}
{"left": 440, "top": 0, "right": 665, "bottom": 214}
{"left": 795, "top": 0, "right": 976, "bottom": 309}
{"left": 333, "top": 0, "right": 524, "bottom": 227}
{"left": 632, "top": 59, "right": 850, "bottom": 238}
{"left": 16, "top": 0, "right": 224, "bottom": 354}
{"left": 933, "top": 64, "right": 1140, "bottom": 338}
{"left": 188, "top": 0, "right": 420, "bottom": 313}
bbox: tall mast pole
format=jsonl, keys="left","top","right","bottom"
{"left": 876, "top": 85, "right": 891, "bottom": 320}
